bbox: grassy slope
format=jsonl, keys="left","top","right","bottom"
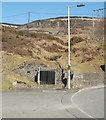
{"left": 56, "top": 35, "right": 104, "bottom": 72}
{"left": 2, "top": 27, "right": 66, "bottom": 90}
{"left": 1, "top": 26, "right": 104, "bottom": 90}
{"left": 1, "top": 52, "right": 37, "bottom": 90}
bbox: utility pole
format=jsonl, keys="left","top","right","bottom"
{"left": 93, "top": 8, "right": 105, "bottom": 41}
{"left": 92, "top": 11, "right": 95, "bottom": 40}
{"left": 27, "top": 12, "right": 30, "bottom": 30}
{"left": 102, "top": 9, "right": 104, "bottom": 41}
{"left": 97, "top": 10, "right": 99, "bottom": 18}
{"left": 28, "top": 12, "right": 30, "bottom": 23}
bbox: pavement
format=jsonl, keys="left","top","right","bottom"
{"left": 1, "top": 86, "right": 105, "bottom": 119}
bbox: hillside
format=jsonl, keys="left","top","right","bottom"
{"left": 1, "top": 26, "right": 67, "bottom": 90}
{"left": 1, "top": 17, "right": 104, "bottom": 90}
{"left": 0, "top": 23, "right": 20, "bottom": 29}
{"left": 2, "top": 27, "right": 66, "bottom": 61}
{"left": 17, "top": 17, "right": 103, "bottom": 40}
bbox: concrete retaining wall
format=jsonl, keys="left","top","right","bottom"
{"left": 13, "top": 63, "right": 105, "bottom": 88}
{"left": 72, "top": 72, "right": 105, "bottom": 88}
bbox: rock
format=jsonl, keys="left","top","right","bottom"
{"left": 12, "top": 81, "right": 17, "bottom": 86}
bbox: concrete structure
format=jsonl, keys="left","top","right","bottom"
{"left": 13, "top": 63, "right": 62, "bottom": 84}
{"left": 13, "top": 63, "right": 104, "bottom": 88}
{"left": 72, "top": 72, "right": 104, "bottom": 88}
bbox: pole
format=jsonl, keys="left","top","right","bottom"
{"left": 38, "top": 67, "right": 40, "bottom": 85}
{"left": 28, "top": 12, "right": 30, "bottom": 23}
{"left": 67, "top": 4, "right": 85, "bottom": 89}
{"left": 102, "top": 9, "right": 104, "bottom": 41}
{"left": 92, "top": 11, "right": 95, "bottom": 40}
{"left": 97, "top": 10, "right": 100, "bottom": 18}
{"left": 68, "top": 6, "right": 71, "bottom": 89}
{"left": 27, "top": 12, "right": 30, "bottom": 30}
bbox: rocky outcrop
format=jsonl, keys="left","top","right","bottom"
{"left": 18, "top": 17, "right": 103, "bottom": 37}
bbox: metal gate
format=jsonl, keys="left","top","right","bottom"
{"left": 40, "top": 71, "right": 55, "bottom": 84}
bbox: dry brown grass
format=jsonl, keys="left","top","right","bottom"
{"left": 1, "top": 27, "right": 104, "bottom": 90}
{"left": 2, "top": 27, "right": 65, "bottom": 59}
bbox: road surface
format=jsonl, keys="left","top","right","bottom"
{"left": 2, "top": 89, "right": 77, "bottom": 118}
{"left": 2, "top": 87, "right": 105, "bottom": 118}
{"left": 71, "top": 86, "right": 105, "bottom": 119}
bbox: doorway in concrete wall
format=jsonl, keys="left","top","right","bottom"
{"left": 40, "top": 71, "right": 55, "bottom": 84}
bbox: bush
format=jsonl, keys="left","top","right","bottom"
{"left": 71, "top": 36, "right": 84, "bottom": 45}
{"left": 50, "top": 55, "right": 61, "bottom": 61}
{"left": 16, "top": 35, "right": 19, "bottom": 38}
{"left": 9, "top": 37, "right": 12, "bottom": 39}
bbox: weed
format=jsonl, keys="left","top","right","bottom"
{"left": 71, "top": 36, "right": 84, "bottom": 45}
{"left": 50, "top": 55, "right": 61, "bottom": 61}
{"left": 16, "top": 35, "right": 19, "bottom": 38}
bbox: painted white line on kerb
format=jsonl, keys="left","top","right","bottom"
{"left": 71, "top": 85, "right": 104, "bottom": 118}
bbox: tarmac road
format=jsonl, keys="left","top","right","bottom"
{"left": 71, "top": 86, "right": 105, "bottom": 119}
{"left": 2, "top": 86, "right": 105, "bottom": 119}
{"left": 2, "top": 89, "right": 77, "bottom": 118}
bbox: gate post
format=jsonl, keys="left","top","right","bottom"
{"left": 37, "top": 67, "right": 40, "bottom": 85}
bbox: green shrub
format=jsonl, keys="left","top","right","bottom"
{"left": 50, "top": 55, "right": 61, "bottom": 61}
{"left": 16, "top": 35, "right": 19, "bottom": 38}
{"left": 71, "top": 36, "right": 84, "bottom": 45}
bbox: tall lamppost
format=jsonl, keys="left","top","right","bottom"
{"left": 68, "top": 4, "right": 85, "bottom": 89}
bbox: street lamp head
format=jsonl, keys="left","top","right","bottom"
{"left": 77, "top": 4, "right": 85, "bottom": 7}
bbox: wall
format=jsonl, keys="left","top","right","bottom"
{"left": 13, "top": 63, "right": 105, "bottom": 88}
{"left": 72, "top": 72, "right": 105, "bottom": 88}
{"left": 13, "top": 63, "right": 62, "bottom": 84}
